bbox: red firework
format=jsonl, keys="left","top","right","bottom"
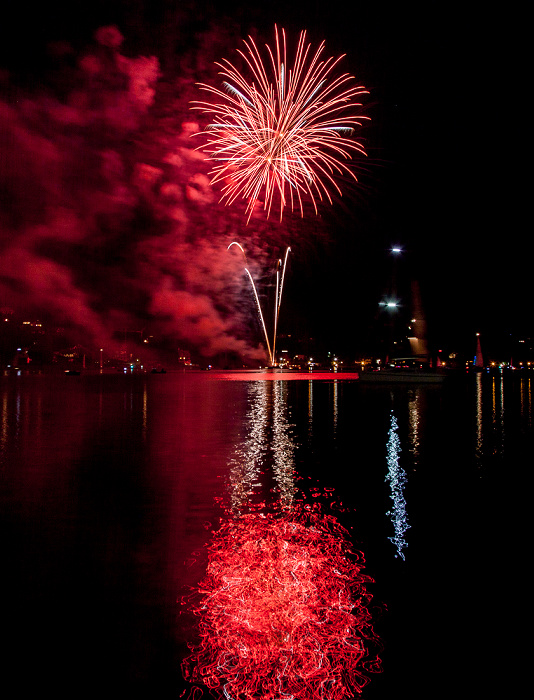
{"left": 193, "top": 26, "right": 369, "bottom": 222}
{"left": 181, "top": 507, "right": 381, "bottom": 699}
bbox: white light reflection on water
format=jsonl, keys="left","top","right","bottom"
{"left": 272, "top": 381, "right": 297, "bottom": 507}
{"left": 228, "top": 381, "right": 297, "bottom": 511}
{"left": 385, "top": 411, "right": 410, "bottom": 560}
{"left": 228, "top": 382, "right": 269, "bottom": 512}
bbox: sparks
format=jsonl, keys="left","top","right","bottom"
{"left": 193, "top": 26, "right": 369, "bottom": 222}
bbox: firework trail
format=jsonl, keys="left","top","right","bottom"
{"left": 228, "top": 241, "right": 273, "bottom": 362}
{"left": 193, "top": 26, "right": 369, "bottom": 222}
{"left": 228, "top": 242, "right": 291, "bottom": 366}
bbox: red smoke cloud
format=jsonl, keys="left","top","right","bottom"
{"left": 0, "top": 23, "right": 291, "bottom": 361}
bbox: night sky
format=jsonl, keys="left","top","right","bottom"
{"left": 0, "top": 1, "right": 525, "bottom": 364}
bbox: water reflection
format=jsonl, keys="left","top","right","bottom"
{"left": 385, "top": 412, "right": 410, "bottom": 560}
{"left": 3, "top": 371, "right": 525, "bottom": 695}
{"left": 1, "top": 389, "right": 11, "bottom": 456}
{"left": 524, "top": 376, "right": 533, "bottom": 431}
{"left": 406, "top": 389, "right": 422, "bottom": 467}
{"left": 475, "top": 373, "right": 483, "bottom": 461}
{"left": 332, "top": 379, "right": 339, "bottom": 437}
{"left": 491, "top": 375, "right": 505, "bottom": 455}
{"left": 228, "top": 382, "right": 297, "bottom": 512}
{"left": 307, "top": 379, "right": 313, "bottom": 440}
{"left": 0, "top": 382, "right": 21, "bottom": 453}
{"left": 473, "top": 372, "right": 533, "bottom": 464}
{"left": 183, "top": 380, "right": 381, "bottom": 700}
{"left": 272, "top": 382, "right": 298, "bottom": 508}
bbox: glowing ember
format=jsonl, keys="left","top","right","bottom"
{"left": 182, "top": 507, "right": 381, "bottom": 699}
{"left": 193, "top": 26, "right": 369, "bottom": 221}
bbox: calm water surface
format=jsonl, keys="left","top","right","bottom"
{"left": 1, "top": 370, "right": 528, "bottom": 697}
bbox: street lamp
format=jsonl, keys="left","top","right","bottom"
{"left": 379, "top": 299, "right": 400, "bottom": 310}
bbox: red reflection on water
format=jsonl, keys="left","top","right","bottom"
{"left": 182, "top": 505, "right": 381, "bottom": 699}
{"left": 212, "top": 372, "right": 360, "bottom": 381}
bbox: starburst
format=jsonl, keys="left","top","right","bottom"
{"left": 192, "top": 26, "right": 369, "bottom": 221}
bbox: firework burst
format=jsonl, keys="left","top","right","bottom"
{"left": 193, "top": 26, "right": 369, "bottom": 222}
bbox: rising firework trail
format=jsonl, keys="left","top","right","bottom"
{"left": 272, "top": 245, "right": 291, "bottom": 362}
{"left": 194, "top": 26, "right": 369, "bottom": 222}
{"left": 229, "top": 242, "right": 290, "bottom": 366}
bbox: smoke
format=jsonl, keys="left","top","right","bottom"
{"left": 0, "top": 22, "right": 293, "bottom": 363}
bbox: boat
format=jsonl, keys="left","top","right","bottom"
{"left": 358, "top": 357, "right": 447, "bottom": 384}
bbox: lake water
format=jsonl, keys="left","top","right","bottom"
{"left": 1, "top": 370, "right": 528, "bottom": 697}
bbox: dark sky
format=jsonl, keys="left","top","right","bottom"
{"left": 0, "top": 1, "right": 525, "bottom": 362}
